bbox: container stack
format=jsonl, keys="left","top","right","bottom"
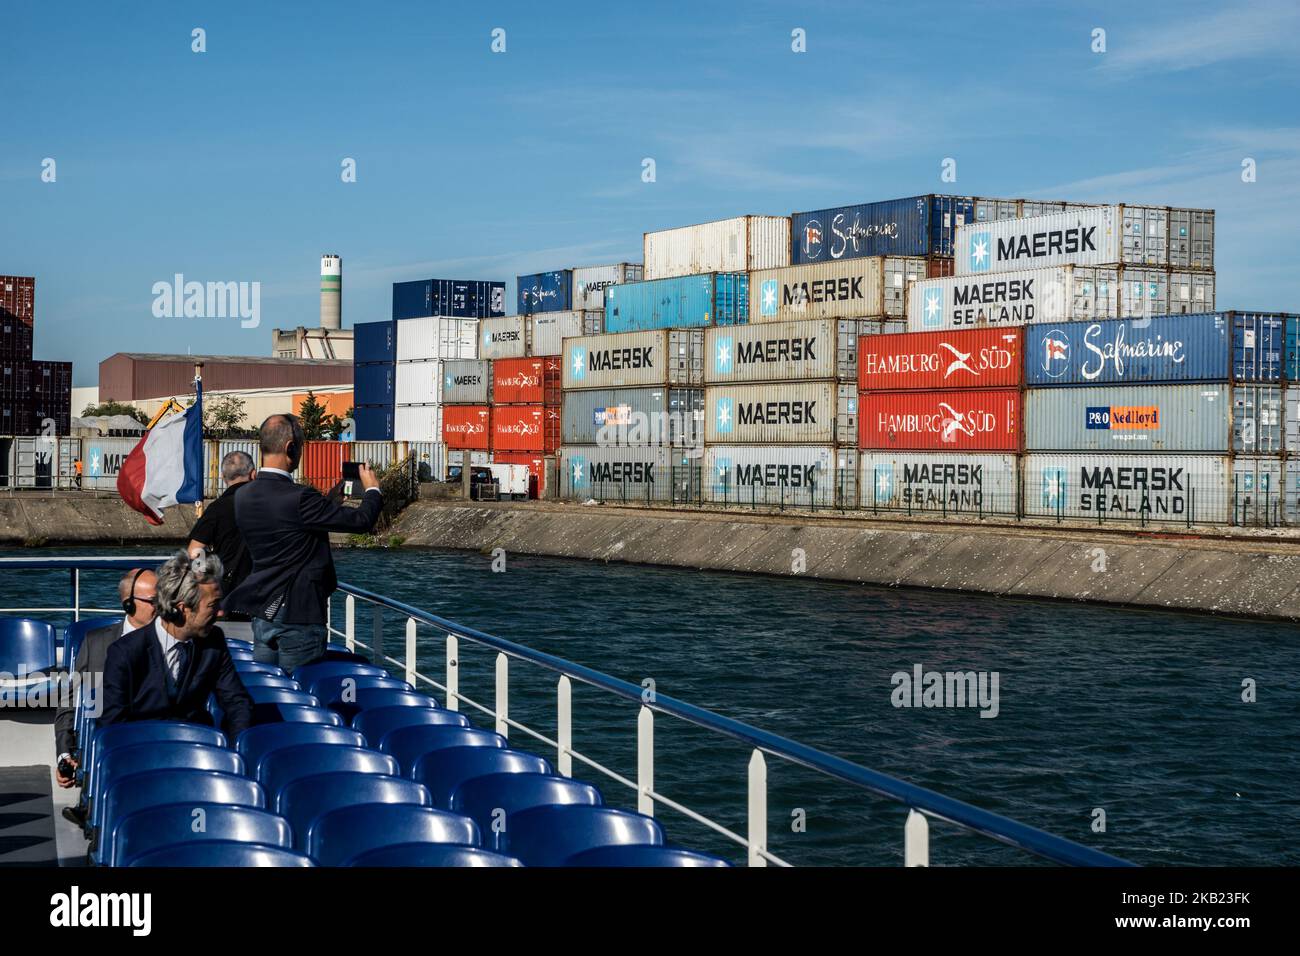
{"left": 394, "top": 316, "right": 478, "bottom": 445}
{"left": 528, "top": 310, "right": 603, "bottom": 357}
{"left": 490, "top": 356, "right": 561, "bottom": 497}
{"left": 440, "top": 356, "right": 493, "bottom": 471}
{"left": 642, "top": 216, "right": 790, "bottom": 279}
{"left": 1, "top": 275, "right": 72, "bottom": 436}
{"left": 352, "top": 320, "right": 396, "bottom": 441}
{"left": 1222, "top": 311, "right": 1294, "bottom": 524}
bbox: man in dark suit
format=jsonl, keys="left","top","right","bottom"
{"left": 54, "top": 568, "right": 158, "bottom": 790}
{"left": 224, "top": 414, "right": 383, "bottom": 672}
{"left": 100, "top": 551, "right": 254, "bottom": 740}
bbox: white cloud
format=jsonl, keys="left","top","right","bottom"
{"left": 1097, "top": 0, "right": 1300, "bottom": 76}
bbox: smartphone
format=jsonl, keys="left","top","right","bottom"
{"left": 341, "top": 461, "right": 361, "bottom": 482}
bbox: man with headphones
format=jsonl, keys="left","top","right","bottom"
{"left": 100, "top": 550, "right": 253, "bottom": 739}
{"left": 225, "top": 413, "right": 383, "bottom": 672}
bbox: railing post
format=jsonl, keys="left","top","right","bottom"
{"left": 71, "top": 568, "right": 80, "bottom": 622}
{"left": 748, "top": 749, "right": 767, "bottom": 867}
{"left": 557, "top": 675, "right": 572, "bottom": 778}
{"left": 905, "top": 809, "right": 930, "bottom": 867}
{"left": 372, "top": 604, "right": 384, "bottom": 664}
{"left": 445, "top": 634, "right": 459, "bottom": 711}
{"left": 405, "top": 617, "right": 417, "bottom": 686}
{"left": 495, "top": 652, "right": 509, "bottom": 738}
{"left": 345, "top": 595, "right": 355, "bottom": 652}
{"left": 637, "top": 705, "right": 654, "bottom": 817}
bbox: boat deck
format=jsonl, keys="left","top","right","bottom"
{"left": 0, "top": 710, "right": 88, "bottom": 866}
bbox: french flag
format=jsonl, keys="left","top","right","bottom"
{"left": 117, "top": 382, "right": 204, "bottom": 525}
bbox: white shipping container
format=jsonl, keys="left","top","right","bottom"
{"left": 571, "top": 264, "right": 643, "bottom": 311}
{"left": 643, "top": 215, "right": 790, "bottom": 279}
{"left": 529, "top": 310, "right": 603, "bottom": 357}
{"left": 405, "top": 441, "right": 447, "bottom": 482}
{"left": 395, "top": 405, "right": 443, "bottom": 443}
{"left": 1286, "top": 460, "right": 1300, "bottom": 525}
{"left": 860, "top": 452, "right": 1019, "bottom": 516}
{"left": 750, "top": 257, "right": 923, "bottom": 322}
{"left": 704, "top": 381, "right": 855, "bottom": 444}
{"left": 1023, "top": 453, "right": 1229, "bottom": 524}
{"left": 705, "top": 319, "right": 868, "bottom": 384}
{"left": 563, "top": 329, "right": 704, "bottom": 390}
{"left": 480, "top": 316, "right": 530, "bottom": 360}
{"left": 396, "top": 317, "right": 479, "bottom": 362}
{"left": 395, "top": 360, "right": 443, "bottom": 405}
{"left": 557, "top": 444, "right": 691, "bottom": 500}
{"left": 80, "top": 436, "right": 140, "bottom": 490}
{"left": 448, "top": 449, "right": 490, "bottom": 467}
{"left": 704, "top": 444, "right": 856, "bottom": 507}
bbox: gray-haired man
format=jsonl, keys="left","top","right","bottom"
{"left": 189, "top": 449, "right": 255, "bottom": 599}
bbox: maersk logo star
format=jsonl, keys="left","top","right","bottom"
{"left": 969, "top": 232, "right": 991, "bottom": 272}
{"left": 571, "top": 347, "right": 586, "bottom": 379}
{"left": 715, "top": 337, "right": 732, "bottom": 373}
{"left": 1042, "top": 469, "right": 1065, "bottom": 507}
{"left": 923, "top": 289, "right": 943, "bottom": 328}
{"left": 875, "top": 464, "right": 893, "bottom": 498}
{"left": 760, "top": 279, "right": 778, "bottom": 315}
{"left": 715, "top": 397, "right": 733, "bottom": 433}
{"left": 571, "top": 457, "right": 585, "bottom": 485}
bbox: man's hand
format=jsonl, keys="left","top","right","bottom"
{"left": 56, "top": 757, "right": 78, "bottom": 788}
{"left": 358, "top": 463, "right": 380, "bottom": 491}
{"left": 324, "top": 480, "right": 346, "bottom": 502}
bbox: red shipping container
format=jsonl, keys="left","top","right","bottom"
{"left": 493, "top": 451, "right": 545, "bottom": 498}
{"left": 858, "top": 389, "right": 1022, "bottom": 451}
{"left": 492, "top": 356, "right": 561, "bottom": 405}
{"left": 859, "top": 327, "right": 1023, "bottom": 392}
{"left": 492, "top": 404, "right": 559, "bottom": 453}
{"left": 0, "top": 275, "right": 35, "bottom": 327}
{"left": 926, "top": 257, "right": 954, "bottom": 278}
{"left": 300, "top": 441, "right": 350, "bottom": 493}
{"left": 444, "top": 405, "right": 492, "bottom": 449}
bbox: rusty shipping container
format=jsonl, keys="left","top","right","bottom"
{"left": 858, "top": 328, "right": 1023, "bottom": 391}
{"left": 644, "top": 215, "right": 790, "bottom": 279}
{"left": 859, "top": 389, "right": 1022, "bottom": 451}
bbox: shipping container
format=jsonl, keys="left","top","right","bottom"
{"left": 750, "top": 257, "right": 925, "bottom": 323}
{"left": 528, "top": 310, "right": 603, "bottom": 357}
{"left": 300, "top": 441, "right": 347, "bottom": 493}
{"left": 395, "top": 317, "right": 479, "bottom": 363}
{"left": 1288, "top": 387, "right": 1300, "bottom": 453}
{"left": 604, "top": 273, "right": 748, "bottom": 333}
{"left": 350, "top": 441, "right": 395, "bottom": 473}
{"left": 1230, "top": 457, "right": 1285, "bottom": 526}
{"left": 492, "top": 356, "right": 561, "bottom": 405}
{"left": 561, "top": 387, "right": 703, "bottom": 447}
{"left": 443, "top": 405, "right": 491, "bottom": 449}
{"left": 354, "top": 363, "right": 396, "bottom": 406}
{"left": 1286, "top": 316, "right": 1300, "bottom": 381}
{"left": 908, "top": 265, "right": 1120, "bottom": 331}
{"left": 492, "top": 404, "right": 560, "bottom": 454}
{"left": 860, "top": 451, "right": 1019, "bottom": 516}
{"left": 705, "top": 444, "right": 857, "bottom": 508}
{"left": 557, "top": 444, "right": 696, "bottom": 502}
{"left": 1, "top": 322, "right": 34, "bottom": 362}
{"left": 0, "top": 275, "right": 35, "bottom": 326}
{"left": 393, "top": 279, "right": 505, "bottom": 321}
{"left": 354, "top": 321, "right": 397, "bottom": 364}
{"left": 1232, "top": 384, "right": 1283, "bottom": 454}
{"left": 480, "top": 316, "right": 530, "bottom": 360}
{"left": 571, "top": 264, "right": 643, "bottom": 311}
{"left": 792, "top": 195, "right": 976, "bottom": 263}
{"left": 1022, "top": 313, "right": 1229, "bottom": 387}
{"left": 406, "top": 441, "right": 447, "bottom": 483}
{"left": 395, "top": 360, "right": 443, "bottom": 406}
{"left": 859, "top": 389, "right": 1021, "bottom": 451}
{"left": 1286, "top": 460, "right": 1300, "bottom": 525}
{"left": 1168, "top": 208, "right": 1216, "bottom": 271}
{"left": 705, "top": 319, "right": 870, "bottom": 385}
{"left": 563, "top": 329, "right": 704, "bottom": 390}
{"left": 643, "top": 216, "right": 790, "bottom": 279}
{"left": 704, "top": 381, "right": 856, "bottom": 445}
{"left": 354, "top": 406, "right": 395, "bottom": 442}
{"left": 1229, "top": 311, "right": 1285, "bottom": 382}
{"left": 81, "top": 436, "right": 138, "bottom": 490}
{"left": 205, "top": 439, "right": 260, "bottom": 497}
{"left": 441, "top": 359, "right": 492, "bottom": 404}
{"left": 859, "top": 328, "right": 1023, "bottom": 392}
{"left": 517, "top": 270, "right": 573, "bottom": 314}
{"left": 1024, "top": 384, "right": 1229, "bottom": 452}
{"left": 447, "top": 449, "right": 490, "bottom": 468}
{"left": 1023, "top": 453, "right": 1229, "bottom": 524}
{"left": 492, "top": 450, "right": 545, "bottom": 498}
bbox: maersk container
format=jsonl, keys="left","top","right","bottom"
{"left": 563, "top": 329, "right": 704, "bottom": 390}
{"left": 558, "top": 444, "right": 687, "bottom": 500}
{"left": 1232, "top": 384, "right": 1283, "bottom": 454}
{"left": 643, "top": 216, "right": 790, "bottom": 279}
{"left": 393, "top": 279, "right": 506, "bottom": 321}
{"left": 1231, "top": 457, "right": 1284, "bottom": 525}
{"left": 1024, "top": 384, "right": 1229, "bottom": 452}
{"left": 705, "top": 444, "right": 857, "bottom": 507}
{"left": 859, "top": 389, "right": 1021, "bottom": 452}
{"left": 908, "top": 266, "right": 1121, "bottom": 331}
{"left": 860, "top": 451, "right": 1019, "bottom": 516}
{"left": 859, "top": 328, "right": 1023, "bottom": 391}
{"left": 480, "top": 317, "right": 529, "bottom": 361}
{"left": 354, "top": 363, "right": 396, "bottom": 406}
{"left": 529, "top": 310, "right": 602, "bottom": 357}
{"left": 517, "top": 270, "right": 573, "bottom": 314}
{"left": 395, "top": 405, "right": 442, "bottom": 443}
{"left": 1228, "top": 311, "right": 1285, "bottom": 382}
{"left": 704, "top": 382, "right": 855, "bottom": 445}
{"left": 572, "top": 264, "right": 643, "bottom": 311}
{"left": 750, "top": 258, "right": 925, "bottom": 323}
{"left": 1023, "top": 453, "right": 1229, "bottom": 524}
{"left": 354, "top": 321, "right": 397, "bottom": 364}
{"left": 1022, "top": 313, "right": 1229, "bottom": 387}
{"left": 395, "top": 360, "right": 442, "bottom": 405}
{"left": 604, "top": 273, "right": 748, "bottom": 333}
{"left": 396, "top": 317, "right": 478, "bottom": 362}
{"left": 705, "top": 319, "right": 869, "bottom": 385}
{"left": 791, "top": 195, "right": 976, "bottom": 263}
{"left": 354, "top": 406, "right": 395, "bottom": 442}
{"left": 561, "top": 386, "right": 703, "bottom": 447}
{"left": 81, "top": 436, "right": 139, "bottom": 490}
{"left": 441, "top": 359, "right": 492, "bottom": 404}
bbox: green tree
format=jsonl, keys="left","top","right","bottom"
{"left": 81, "top": 401, "right": 149, "bottom": 424}
{"left": 298, "top": 391, "right": 342, "bottom": 440}
{"left": 204, "top": 394, "right": 250, "bottom": 438}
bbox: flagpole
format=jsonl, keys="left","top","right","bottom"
{"left": 193, "top": 362, "right": 205, "bottom": 518}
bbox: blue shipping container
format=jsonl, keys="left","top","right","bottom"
{"left": 1282, "top": 315, "right": 1299, "bottom": 381}
{"left": 353, "top": 405, "right": 394, "bottom": 441}
{"left": 1228, "top": 311, "right": 1285, "bottom": 382}
{"left": 604, "top": 273, "right": 748, "bottom": 333}
{"left": 1024, "top": 314, "right": 1229, "bottom": 387}
{"left": 393, "top": 279, "right": 506, "bottom": 321}
{"left": 517, "top": 270, "right": 574, "bottom": 313}
{"left": 791, "top": 195, "right": 974, "bottom": 264}
{"left": 354, "top": 321, "right": 397, "bottom": 364}
{"left": 353, "top": 363, "right": 395, "bottom": 406}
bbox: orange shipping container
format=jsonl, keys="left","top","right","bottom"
{"left": 492, "top": 356, "right": 562, "bottom": 405}
{"left": 300, "top": 440, "right": 350, "bottom": 492}
{"left": 492, "top": 404, "right": 559, "bottom": 453}
{"left": 443, "top": 405, "right": 492, "bottom": 449}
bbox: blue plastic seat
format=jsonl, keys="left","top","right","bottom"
{"left": 279, "top": 772, "right": 432, "bottom": 850}
{"left": 291, "top": 660, "right": 388, "bottom": 688}
{"left": 93, "top": 742, "right": 243, "bottom": 833}
{"left": 322, "top": 647, "right": 371, "bottom": 663}
{"left": 236, "top": 674, "right": 301, "bottom": 690}
{"left": 380, "top": 727, "right": 505, "bottom": 779}
{"left": 226, "top": 638, "right": 254, "bottom": 650}
{"left": 86, "top": 722, "right": 227, "bottom": 825}
{"left": 259, "top": 745, "right": 398, "bottom": 812}
{"left": 412, "top": 746, "right": 549, "bottom": 808}
{"left": 248, "top": 687, "right": 319, "bottom": 706}
{"left": 451, "top": 774, "right": 602, "bottom": 852}
{"left": 259, "top": 704, "right": 343, "bottom": 726}
{"left": 306, "top": 803, "right": 479, "bottom": 867}
{"left": 235, "top": 723, "right": 365, "bottom": 774}
{"left": 62, "top": 615, "right": 121, "bottom": 668}
{"left": 0, "top": 617, "right": 59, "bottom": 701}
{"left": 330, "top": 687, "right": 437, "bottom": 724}
{"left": 345, "top": 843, "right": 522, "bottom": 867}
{"left": 307, "top": 674, "right": 411, "bottom": 705}
{"left": 128, "top": 841, "right": 313, "bottom": 867}
{"left": 352, "top": 706, "right": 472, "bottom": 748}
{"left": 228, "top": 648, "right": 256, "bottom": 661}
{"left": 506, "top": 805, "right": 664, "bottom": 866}
{"left": 232, "top": 660, "right": 285, "bottom": 676}
{"left": 110, "top": 803, "right": 292, "bottom": 867}
{"left": 565, "top": 844, "right": 728, "bottom": 867}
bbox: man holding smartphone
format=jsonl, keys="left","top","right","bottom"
{"left": 224, "top": 414, "right": 384, "bottom": 672}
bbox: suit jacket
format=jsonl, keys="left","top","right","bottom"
{"left": 100, "top": 622, "right": 254, "bottom": 741}
{"left": 225, "top": 471, "right": 383, "bottom": 625}
{"left": 54, "top": 620, "right": 126, "bottom": 757}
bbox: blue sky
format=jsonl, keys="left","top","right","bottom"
{"left": 3, "top": 0, "right": 1298, "bottom": 385}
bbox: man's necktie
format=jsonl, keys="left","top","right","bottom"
{"left": 171, "top": 642, "right": 191, "bottom": 699}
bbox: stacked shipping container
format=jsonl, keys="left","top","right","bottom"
{"left": 1, "top": 275, "right": 73, "bottom": 435}
{"left": 490, "top": 356, "right": 562, "bottom": 497}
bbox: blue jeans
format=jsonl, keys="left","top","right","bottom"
{"left": 252, "top": 604, "right": 327, "bottom": 675}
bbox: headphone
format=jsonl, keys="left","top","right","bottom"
{"left": 160, "top": 550, "right": 214, "bottom": 625}
{"left": 122, "top": 568, "right": 147, "bottom": 617}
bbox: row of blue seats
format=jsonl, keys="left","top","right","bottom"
{"left": 76, "top": 635, "right": 729, "bottom": 867}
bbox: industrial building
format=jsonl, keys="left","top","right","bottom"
{"left": 98, "top": 353, "right": 352, "bottom": 403}
{"left": 271, "top": 255, "right": 354, "bottom": 359}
